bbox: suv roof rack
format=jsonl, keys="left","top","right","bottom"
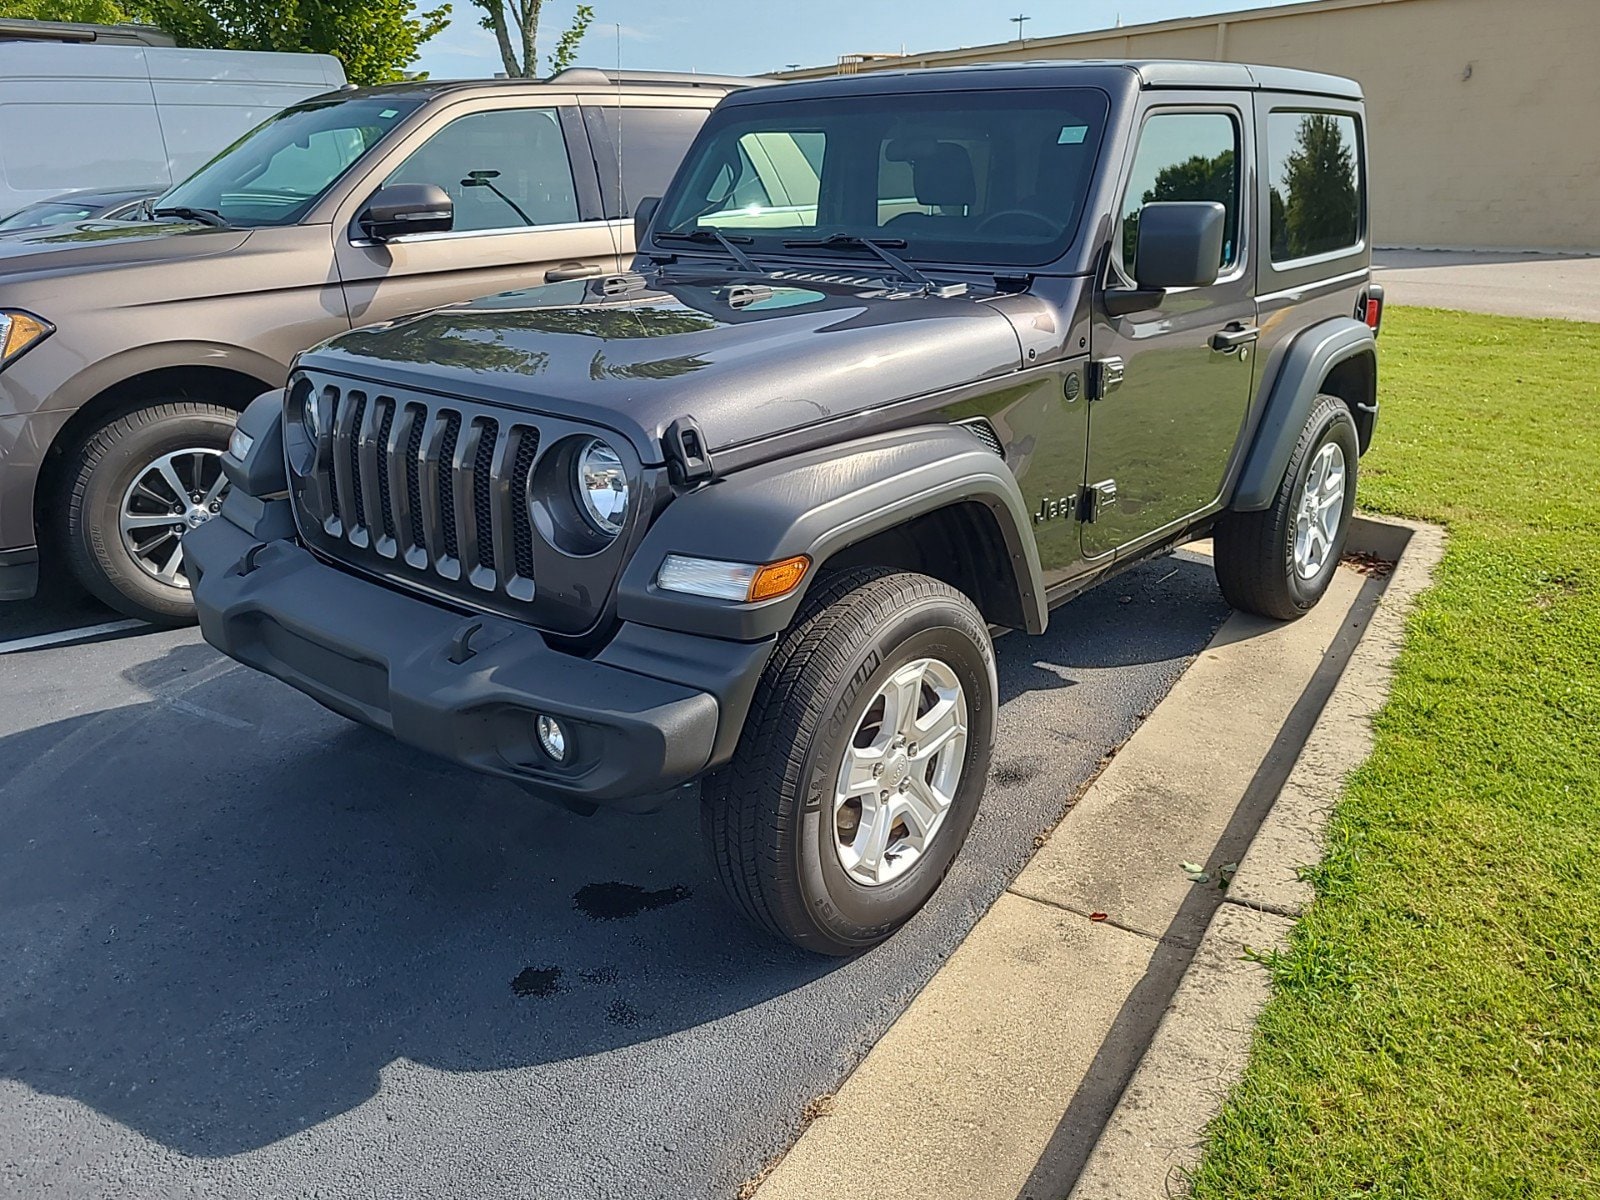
{"left": 545, "top": 67, "right": 764, "bottom": 90}
{"left": 0, "top": 17, "right": 175, "bottom": 46}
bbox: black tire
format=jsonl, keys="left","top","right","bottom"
{"left": 60, "top": 401, "right": 238, "bottom": 625}
{"left": 702, "top": 567, "right": 997, "bottom": 955}
{"left": 1213, "top": 392, "right": 1359, "bottom": 620}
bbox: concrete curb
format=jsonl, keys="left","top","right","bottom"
{"left": 1066, "top": 514, "right": 1447, "bottom": 1199}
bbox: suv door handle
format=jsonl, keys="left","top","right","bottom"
{"left": 1210, "top": 323, "right": 1260, "bottom": 352}
{"left": 545, "top": 262, "right": 603, "bottom": 282}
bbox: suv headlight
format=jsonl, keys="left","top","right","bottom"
{"left": 573, "top": 438, "right": 629, "bottom": 535}
{"left": 0, "top": 310, "right": 54, "bottom": 371}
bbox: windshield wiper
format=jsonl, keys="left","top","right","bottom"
{"left": 152, "top": 205, "right": 230, "bottom": 229}
{"left": 781, "top": 233, "right": 939, "bottom": 292}
{"left": 655, "top": 228, "right": 760, "bottom": 273}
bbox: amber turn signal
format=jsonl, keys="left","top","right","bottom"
{"left": 748, "top": 555, "right": 809, "bottom": 602}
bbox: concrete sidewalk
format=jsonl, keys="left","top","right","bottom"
{"left": 751, "top": 518, "right": 1443, "bottom": 1200}
{"left": 1373, "top": 249, "right": 1600, "bottom": 322}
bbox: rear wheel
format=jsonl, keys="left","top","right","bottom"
{"left": 1213, "top": 392, "right": 1358, "bottom": 620}
{"left": 60, "top": 402, "right": 236, "bottom": 624}
{"left": 702, "top": 568, "right": 997, "bottom": 955}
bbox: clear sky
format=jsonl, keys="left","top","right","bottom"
{"left": 415, "top": 0, "right": 1311, "bottom": 81}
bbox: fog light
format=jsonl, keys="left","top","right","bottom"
{"left": 536, "top": 714, "right": 569, "bottom": 762}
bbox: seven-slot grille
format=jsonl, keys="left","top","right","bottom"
{"left": 306, "top": 381, "right": 540, "bottom": 602}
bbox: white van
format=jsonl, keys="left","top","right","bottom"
{"left": 0, "top": 38, "right": 345, "bottom": 217}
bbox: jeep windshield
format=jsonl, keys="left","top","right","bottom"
{"left": 155, "top": 96, "right": 422, "bottom": 228}
{"left": 653, "top": 89, "right": 1110, "bottom": 269}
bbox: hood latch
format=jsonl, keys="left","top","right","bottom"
{"left": 662, "top": 416, "right": 714, "bottom": 485}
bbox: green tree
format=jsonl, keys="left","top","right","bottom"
{"left": 137, "top": 0, "right": 450, "bottom": 83}
{"left": 469, "top": 0, "right": 593, "bottom": 78}
{"left": 0, "top": 0, "right": 133, "bottom": 21}
{"left": 5, "top": 0, "right": 450, "bottom": 85}
{"left": 1275, "top": 113, "right": 1358, "bottom": 259}
{"left": 547, "top": 2, "right": 591, "bottom": 73}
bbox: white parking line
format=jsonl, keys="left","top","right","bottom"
{"left": 0, "top": 619, "right": 149, "bottom": 655}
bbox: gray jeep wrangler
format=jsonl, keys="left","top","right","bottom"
{"left": 187, "top": 61, "right": 1383, "bottom": 954}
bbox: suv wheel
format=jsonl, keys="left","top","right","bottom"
{"left": 1213, "top": 392, "right": 1359, "bottom": 620}
{"left": 61, "top": 402, "right": 236, "bottom": 625}
{"left": 702, "top": 567, "right": 996, "bottom": 955}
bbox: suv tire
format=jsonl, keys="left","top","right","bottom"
{"left": 1214, "top": 392, "right": 1359, "bottom": 620}
{"left": 61, "top": 401, "right": 237, "bottom": 625}
{"left": 702, "top": 567, "right": 997, "bottom": 955}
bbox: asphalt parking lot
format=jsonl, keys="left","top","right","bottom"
{"left": 0, "top": 554, "right": 1226, "bottom": 1199}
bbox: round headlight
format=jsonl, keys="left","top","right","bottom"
{"left": 301, "top": 392, "right": 321, "bottom": 442}
{"left": 574, "top": 438, "right": 628, "bottom": 535}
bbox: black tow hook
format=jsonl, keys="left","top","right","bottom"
{"left": 448, "top": 619, "right": 485, "bottom": 665}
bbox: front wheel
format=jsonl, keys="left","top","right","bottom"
{"left": 1213, "top": 392, "right": 1359, "bottom": 620}
{"left": 60, "top": 401, "right": 237, "bottom": 625}
{"left": 701, "top": 568, "right": 997, "bottom": 955}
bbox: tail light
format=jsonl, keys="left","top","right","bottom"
{"left": 1358, "top": 284, "right": 1385, "bottom": 335}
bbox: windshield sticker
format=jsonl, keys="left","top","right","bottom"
{"left": 1058, "top": 125, "right": 1089, "bottom": 144}
{"left": 380, "top": 109, "right": 399, "bottom": 119}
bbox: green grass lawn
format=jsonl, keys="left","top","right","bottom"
{"left": 1189, "top": 308, "right": 1600, "bottom": 1199}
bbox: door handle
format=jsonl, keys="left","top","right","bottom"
{"left": 1210, "top": 323, "right": 1260, "bottom": 352}
{"left": 545, "top": 262, "right": 603, "bottom": 282}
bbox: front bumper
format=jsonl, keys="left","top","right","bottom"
{"left": 185, "top": 516, "right": 725, "bottom": 808}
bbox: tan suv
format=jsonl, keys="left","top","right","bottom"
{"left": 0, "top": 68, "right": 749, "bottom": 622}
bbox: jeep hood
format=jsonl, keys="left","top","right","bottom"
{"left": 0, "top": 220, "right": 250, "bottom": 278}
{"left": 300, "top": 273, "right": 1028, "bottom": 462}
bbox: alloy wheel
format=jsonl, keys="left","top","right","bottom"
{"left": 1293, "top": 440, "right": 1346, "bottom": 580}
{"left": 118, "top": 447, "right": 229, "bottom": 587}
{"left": 832, "top": 657, "right": 969, "bottom": 887}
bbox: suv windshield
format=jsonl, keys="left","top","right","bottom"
{"left": 157, "top": 96, "right": 422, "bottom": 228}
{"left": 654, "top": 89, "right": 1110, "bottom": 268}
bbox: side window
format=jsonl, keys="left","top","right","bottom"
{"left": 1267, "top": 111, "right": 1362, "bottom": 263}
{"left": 583, "top": 106, "right": 709, "bottom": 217}
{"left": 1118, "top": 111, "right": 1240, "bottom": 277}
{"left": 383, "top": 108, "right": 579, "bottom": 234}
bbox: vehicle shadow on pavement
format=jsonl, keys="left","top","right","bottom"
{"left": 0, "top": 552, "right": 1227, "bottom": 1172}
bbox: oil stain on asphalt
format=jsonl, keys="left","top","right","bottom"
{"left": 573, "top": 882, "right": 691, "bottom": 920}
{"left": 510, "top": 966, "right": 563, "bottom": 998}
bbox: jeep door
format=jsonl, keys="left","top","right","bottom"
{"left": 333, "top": 95, "right": 627, "bottom": 327}
{"left": 1082, "top": 100, "right": 1257, "bottom": 558}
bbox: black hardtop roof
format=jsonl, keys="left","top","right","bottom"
{"left": 725, "top": 59, "right": 1363, "bottom": 106}
{"left": 316, "top": 67, "right": 760, "bottom": 106}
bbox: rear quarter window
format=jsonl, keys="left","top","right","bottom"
{"left": 1266, "top": 110, "right": 1364, "bottom": 263}
{"left": 584, "top": 106, "right": 712, "bottom": 218}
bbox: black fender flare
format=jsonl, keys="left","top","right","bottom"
{"left": 1231, "top": 317, "right": 1375, "bottom": 512}
{"left": 615, "top": 424, "right": 1048, "bottom": 641}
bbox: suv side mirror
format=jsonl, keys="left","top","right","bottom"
{"left": 1134, "top": 201, "right": 1225, "bottom": 289}
{"left": 634, "top": 196, "right": 661, "bottom": 247}
{"left": 1106, "top": 201, "right": 1227, "bottom": 316}
{"left": 359, "top": 183, "right": 454, "bottom": 242}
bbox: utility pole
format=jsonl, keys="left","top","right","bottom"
{"left": 1010, "top": 13, "right": 1030, "bottom": 40}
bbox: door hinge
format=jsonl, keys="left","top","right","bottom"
{"left": 1089, "top": 356, "right": 1125, "bottom": 401}
{"left": 1079, "top": 479, "right": 1118, "bottom": 523}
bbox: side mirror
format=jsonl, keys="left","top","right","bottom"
{"left": 634, "top": 195, "right": 661, "bottom": 248}
{"left": 359, "top": 183, "right": 454, "bottom": 242}
{"left": 1105, "top": 201, "right": 1227, "bottom": 316}
{"left": 1133, "top": 201, "right": 1225, "bottom": 290}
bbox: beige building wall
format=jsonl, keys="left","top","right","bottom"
{"left": 783, "top": 0, "right": 1600, "bottom": 252}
